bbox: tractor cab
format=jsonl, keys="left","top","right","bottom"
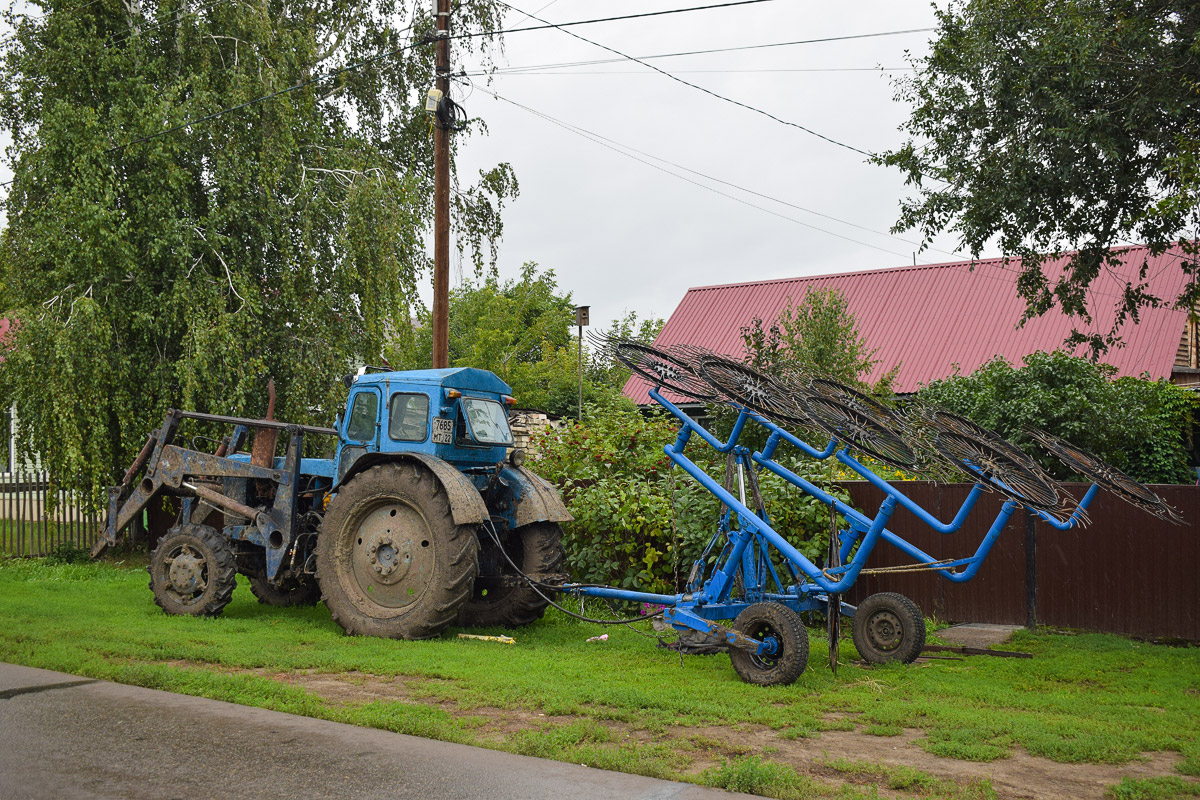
{"left": 335, "top": 367, "right": 516, "bottom": 484}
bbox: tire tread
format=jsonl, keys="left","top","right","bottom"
{"left": 316, "top": 462, "right": 478, "bottom": 640}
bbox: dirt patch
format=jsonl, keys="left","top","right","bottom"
{"left": 165, "top": 661, "right": 1195, "bottom": 799}
{"left": 284, "top": 670, "right": 421, "bottom": 705}
{"left": 682, "top": 721, "right": 1189, "bottom": 800}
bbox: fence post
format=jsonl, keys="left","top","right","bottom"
{"left": 1024, "top": 509, "right": 1037, "bottom": 630}
{"left": 18, "top": 470, "right": 25, "bottom": 555}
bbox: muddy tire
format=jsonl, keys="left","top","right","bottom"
{"left": 148, "top": 524, "right": 237, "bottom": 617}
{"left": 249, "top": 574, "right": 321, "bottom": 607}
{"left": 316, "top": 462, "right": 478, "bottom": 639}
{"left": 459, "top": 522, "right": 564, "bottom": 628}
{"left": 728, "top": 602, "right": 809, "bottom": 686}
{"left": 851, "top": 592, "right": 925, "bottom": 665}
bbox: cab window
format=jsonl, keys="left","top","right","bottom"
{"left": 389, "top": 393, "right": 429, "bottom": 442}
{"left": 345, "top": 391, "right": 379, "bottom": 442}
{"left": 458, "top": 398, "right": 513, "bottom": 446}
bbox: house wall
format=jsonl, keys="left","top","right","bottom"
{"left": 1172, "top": 311, "right": 1200, "bottom": 389}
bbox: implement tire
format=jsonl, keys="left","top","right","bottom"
{"left": 148, "top": 525, "right": 237, "bottom": 618}
{"left": 459, "top": 522, "right": 564, "bottom": 628}
{"left": 316, "top": 462, "right": 478, "bottom": 639}
{"left": 728, "top": 602, "right": 809, "bottom": 687}
{"left": 851, "top": 592, "right": 925, "bottom": 665}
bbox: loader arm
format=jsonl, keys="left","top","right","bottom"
{"left": 91, "top": 409, "right": 335, "bottom": 558}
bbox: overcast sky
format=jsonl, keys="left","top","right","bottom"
{"left": 444, "top": 0, "right": 982, "bottom": 330}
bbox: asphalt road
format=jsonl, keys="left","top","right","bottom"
{"left": 0, "top": 663, "right": 757, "bottom": 800}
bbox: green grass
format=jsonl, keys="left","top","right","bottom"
{"left": 703, "top": 756, "right": 859, "bottom": 799}
{"left": 1, "top": 557, "right": 1198, "bottom": 798}
{"left": 819, "top": 757, "right": 998, "bottom": 799}
{"left": 701, "top": 755, "right": 998, "bottom": 799}
{"left": 1107, "top": 777, "right": 1200, "bottom": 799}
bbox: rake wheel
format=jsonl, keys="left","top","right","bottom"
{"left": 809, "top": 377, "right": 894, "bottom": 419}
{"left": 696, "top": 356, "right": 812, "bottom": 426}
{"left": 927, "top": 410, "right": 1039, "bottom": 468}
{"left": 1025, "top": 428, "right": 1185, "bottom": 525}
{"left": 803, "top": 395, "right": 923, "bottom": 470}
{"left": 931, "top": 429, "right": 1062, "bottom": 512}
{"left": 665, "top": 342, "right": 719, "bottom": 369}
{"left": 604, "top": 338, "right": 720, "bottom": 403}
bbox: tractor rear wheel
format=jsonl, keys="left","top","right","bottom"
{"left": 728, "top": 602, "right": 809, "bottom": 686}
{"left": 148, "top": 525, "right": 237, "bottom": 617}
{"left": 459, "top": 522, "right": 564, "bottom": 628}
{"left": 851, "top": 592, "right": 925, "bottom": 665}
{"left": 316, "top": 462, "right": 478, "bottom": 639}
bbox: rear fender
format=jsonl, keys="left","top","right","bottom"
{"left": 339, "top": 452, "right": 488, "bottom": 526}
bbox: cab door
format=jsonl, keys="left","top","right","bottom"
{"left": 335, "top": 386, "right": 382, "bottom": 484}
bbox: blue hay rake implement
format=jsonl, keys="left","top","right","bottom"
{"left": 557, "top": 337, "right": 1184, "bottom": 686}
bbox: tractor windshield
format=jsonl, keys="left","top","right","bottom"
{"left": 460, "top": 398, "right": 513, "bottom": 446}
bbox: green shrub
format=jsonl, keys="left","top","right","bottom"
{"left": 917, "top": 351, "right": 1197, "bottom": 484}
{"left": 44, "top": 542, "right": 92, "bottom": 565}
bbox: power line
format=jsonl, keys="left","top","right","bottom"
{"left": 474, "top": 84, "right": 932, "bottom": 263}
{"left": 477, "top": 8, "right": 1128, "bottom": 72}
{"left": 473, "top": 66, "right": 913, "bottom": 76}
{"left": 494, "top": 1, "right": 874, "bottom": 158}
{"left": 481, "top": 27, "right": 936, "bottom": 74}
{"left": 451, "top": 0, "right": 783, "bottom": 40}
{"left": 506, "top": 0, "right": 564, "bottom": 27}
{"left": 473, "top": 82, "right": 961, "bottom": 256}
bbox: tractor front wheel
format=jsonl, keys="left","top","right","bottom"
{"left": 851, "top": 592, "right": 925, "bottom": 665}
{"left": 459, "top": 522, "right": 564, "bottom": 628}
{"left": 249, "top": 574, "right": 321, "bottom": 607}
{"left": 316, "top": 462, "right": 478, "bottom": 639}
{"left": 148, "top": 525, "right": 237, "bottom": 617}
{"left": 728, "top": 602, "right": 809, "bottom": 686}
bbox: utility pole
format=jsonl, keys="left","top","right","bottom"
{"left": 575, "top": 306, "right": 589, "bottom": 421}
{"left": 432, "top": 0, "right": 451, "bottom": 369}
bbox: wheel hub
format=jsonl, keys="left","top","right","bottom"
{"left": 346, "top": 501, "right": 435, "bottom": 610}
{"left": 366, "top": 535, "right": 412, "bottom": 584}
{"left": 167, "top": 548, "right": 206, "bottom": 596}
{"left": 748, "top": 625, "right": 781, "bottom": 669}
{"left": 866, "top": 610, "right": 902, "bottom": 651}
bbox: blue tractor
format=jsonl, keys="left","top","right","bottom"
{"left": 93, "top": 368, "right": 572, "bottom": 639}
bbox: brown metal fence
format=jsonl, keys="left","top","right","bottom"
{"left": 843, "top": 482, "right": 1200, "bottom": 641}
{"left": 0, "top": 471, "right": 103, "bottom": 556}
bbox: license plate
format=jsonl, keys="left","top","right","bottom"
{"left": 432, "top": 417, "right": 453, "bottom": 444}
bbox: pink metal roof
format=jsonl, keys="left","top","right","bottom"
{"left": 624, "top": 245, "right": 1193, "bottom": 403}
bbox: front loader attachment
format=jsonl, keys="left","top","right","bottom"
{"left": 92, "top": 409, "right": 335, "bottom": 581}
